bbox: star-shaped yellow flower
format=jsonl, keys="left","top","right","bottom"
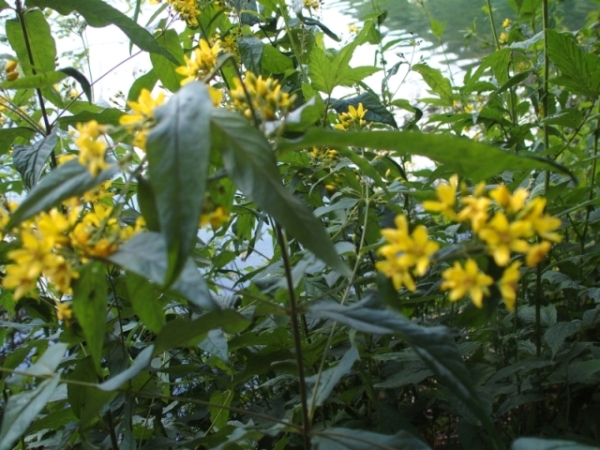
{"left": 441, "top": 259, "right": 493, "bottom": 308}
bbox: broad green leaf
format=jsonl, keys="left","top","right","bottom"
{"left": 339, "top": 66, "right": 380, "bottom": 87}
{"left": 412, "top": 64, "right": 453, "bottom": 106}
{"left": 309, "top": 47, "right": 335, "bottom": 94}
{"left": 6, "top": 159, "right": 118, "bottom": 229}
{"left": 238, "top": 36, "right": 263, "bottom": 74}
{"left": 547, "top": 29, "right": 600, "bottom": 97}
{"left": 209, "top": 390, "right": 233, "bottom": 430}
{"left": 308, "top": 291, "right": 502, "bottom": 444}
{"left": 511, "top": 438, "right": 600, "bottom": 450}
{"left": 106, "top": 232, "right": 218, "bottom": 311}
{"left": 72, "top": 262, "right": 107, "bottom": 374}
{"left": 57, "top": 107, "right": 124, "bottom": 128}
{"left": 0, "top": 127, "right": 36, "bottom": 156}
{"left": 0, "top": 71, "right": 67, "bottom": 90}
{"left": 13, "top": 128, "right": 57, "bottom": 189}
{"left": 543, "top": 321, "right": 580, "bottom": 357}
{"left": 5, "top": 10, "right": 56, "bottom": 75}
{"left": 211, "top": 109, "right": 351, "bottom": 276}
{"left": 98, "top": 345, "right": 155, "bottom": 391}
{"left": 312, "top": 428, "right": 431, "bottom": 450}
{"left": 307, "top": 346, "right": 359, "bottom": 410}
{"left": 135, "top": 175, "right": 161, "bottom": 232}
{"left": 262, "top": 45, "right": 294, "bottom": 74}
{"left": 146, "top": 81, "right": 213, "bottom": 285}
{"left": 26, "top": 408, "right": 77, "bottom": 434}
{"left": 154, "top": 309, "right": 251, "bottom": 355}
{"left": 0, "top": 375, "right": 60, "bottom": 450}
{"left": 429, "top": 17, "right": 446, "bottom": 40}
{"left": 276, "top": 128, "right": 572, "bottom": 181}
{"left": 22, "top": 342, "right": 67, "bottom": 376}
{"left": 26, "top": 0, "right": 179, "bottom": 65}
{"left": 150, "top": 29, "right": 184, "bottom": 93}
{"left": 199, "top": 329, "right": 229, "bottom": 363}
{"left": 332, "top": 92, "right": 397, "bottom": 128}
{"left": 543, "top": 109, "right": 583, "bottom": 128}
{"left": 128, "top": 69, "right": 158, "bottom": 102}
{"left": 126, "top": 272, "right": 165, "bottom": 333}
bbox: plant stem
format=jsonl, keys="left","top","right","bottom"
{"left": 485, "top": 0, "right": 500, "bottom": 51}
{"left": 275, "top": 224, "right": 311, "bottom": 449}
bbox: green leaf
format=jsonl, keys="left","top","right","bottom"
{"left": 150, "top": 29, "right": 184, "bottom": 92}
{"left": 511, "top": 438, "right": 600, "bottom": 450}
{"left": 106, "top": 232, "right": 218, "bottom": 311}
{"left": 308, "top": 291, "right": 502, "bottom": 444}
{"left": 209, "top": 390, "right": 233, "bottom": 430}
{"left": 199, "top": 329, "right": 229, "bottom": 363}
{"left": 128, "top": 69, "right": 158, "bottom": 102}
{"left": 312, "top": 428, "right": 431, "bottom": 450}
{"left": 146, "top": 81, "right": 213, "bottom": 285}
{"left": 6, "top": 159, "right": 118, "bottom": 229}
{"left": 211, "top": 109, "right": 351, "bottom": 276}
{"left": 412, "top": 64, "right": 453, "bottom": 106}
{"left": 6, "top": 9, "right": 56, "bottom": 75}
{"left": 26, "top": 408, "right": 77, "bottom": 434}
{"left": 58, "top": 67, "right": 92, "bottom": 102}
{"left": 262, "top": 45, "right": 294, "bottom": 74}
{"left": 23, "top": 342, "right": 67, "bottom": 376}
{"left": 339, "top": 66, "right": 380, "bottom": 86}
{"left": 0, "top": 127, "right": 36, "bottom": 156}
{"left": 238, "top": 36, "right": 263, "bottom": 74}
{"left": 0, "top": 71, "right": 67, "bottom": 90}
{"left": 429, "top": 17, "right": 446, "bottom": 40}
{"left": 0, "top": 375, "right": 61, "bottom": 450}
{"left": 309, "top": 47, "right": 335, "bottom": 94}
{"left": 26, "top": 0, "right": 179, "bottom": 65}
{"left": 13, "top": 128, "right": 57, "bottom": 189}
{"left": 306, "top": 346, "right": 359, "bottom": 409}
{"left": 154, "top": 309, "right": 250, "bottom": 355}
{"left": 543, "top": 109, "right": 583, "bottom": 128}
{"left": 98, "top": 345, "right": 155, "bottom": 391}
{"left": 276, "top": 128, "right": 572, "bottom": 181}
{"left": 56, "top": 107, "right": 124, "bottom": 128}
{"left": 547, "top": 29, "right": 600, "bottom": 97}
{"left": 126, "top": 272, "right": 165, "bottom": 333}
{"left": 72, "top": 262, "right": 107, "bottom": 374}
{"left": 332, "top": 92, "right": 397, "bottom": 128}
{"left": 136, "top": 175, "right": 161, "bottom": 232}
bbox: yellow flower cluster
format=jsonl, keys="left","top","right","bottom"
{"left": 75, "top": 120, "right": 109, "bottom": 176}
{"left": 334, "top": 103, "right": 367, "bottom": 130}
{"left": 176, "top": 39, "right": 221, "bottom": 85}
{"left": 309, "top": 147, "right": 338, "bottom": 166}
{"left": 119, "top": 88, "right": 165, "bottom": 151}
{"left": 376, "top": 215, "right": 439, "bottom": 291}
{"left": 230, "top": 72, "right": 296, "bottom": 121}
{"left": 4, "top": 59, "right": 18, "bottom": 82}
{"left": 199, "top": 206, "right": 229, "bottom": 230}
{"left": 151, "top": 0, "right": 200, "bottom": 27}
{"left": 423, "top": 177, "right": 562, "bottom": 311}
{"left": 1, "top": 185, "right": 144, "bottom": 301}
{"left": 304, "top": 0, "right": 320, "bottom": 9}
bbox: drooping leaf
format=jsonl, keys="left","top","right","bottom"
{"left": 26, "top": 0, "right": 179, "bottom": 65}
{"left": 150, "top": 29, "right": 184, "bottom": 92}
{"left": 211, "top": 109, "right": 351, "bottom": 276}
{"left": 308, "top": 291, "right": 502, "bottom": 444}
{"left": 98, "top": 345, "right": 155, "bottom": 391}
{"left": 72, "top": 262, "right": 107, "bottom": 374}
{"left": 126, "top": 272, "right": 165, "bottom": 333}
{"left": 106, "top": 232, "right": 218, "bottom": 311}
{"left": 332, "top": 92, "right": 397, "bottom": 128}
{"left": 546, "top": 29, "right": 600, "bottom": 97}
{"left": 511, "top": 438, "right": 600, "bottom": 450}
{"left": 0, "top": 71, "right": 67, "bottom": 90}
{"left": 22, "top": 343, "right": 67, "bottom": 377}
{"left": 58, "top": 67, "right": 92, "bottom": 102}
{"left": 13, "top": 128, "right": 57, "bottom": 189}
{"left": 312, "top": 428, "right": 431, "bottom": 450}
{"left": 6, "top": 159, "right": 117, "bottom": 229}
{"left": 154, "top": 309, "right": 250, "bottom": 355}
{"left": 306, "top": 346, "right": 359, "bottom": 410}
{"left": 146, "top": 81, "right": 213, "bottom": 285}
{"left": 276, "top": 128, "right": 572, "bottom": 181}
{"left": 0, "top": 375, "right": 61, "bottom": 450}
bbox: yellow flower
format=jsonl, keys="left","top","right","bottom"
{"left": 348, "top": 24, "right": 359, "bottom": 33}
{"left": 498, "top": 261, "right": 520, "bottom": 311}
{"left": 423, "top": 175, "right": 458, "bottom": 220}
{"left": 502, "top": 18, "right": 512, "bottom": 28}
{"left": 55, "top": 301, "right": 74, "bottom": 326}
{"left": 525, "top": 240, "right": 552, "bottom": 267}
{"left": 75, "top": 121, "right": 108, "bottom": 176}
{"left": 168, "top": 0, "right": 200, "bottom": 27}
{"left": 176, "top": 39, "right": 221, "bottom": 85}
{"left": 457, "top": 195, "right": 491, "bottom": 232}
{"left": 477, "top": 212, "right": 531, "bottom": 266}
{"left": 5, "top": 60, "right": 17, "bottom": 73}
{"left": 199, "top": 206, "right": 229, "bottom": 230}
{"left": 120, "top": 89, "right": 165, "bottom": 151}
{"left": 230, "top": 72, "right": 295, "bottom": 121}
{"left": 520, "top": 197, "right": 562, "bottom": 242}
{"left": 37, "top": 208, "right": 70, "bottom": 247}
{"left": 335, "top": 103, "right": 367, "bottom": 130}
{"left": 441, "top": 259, "right": 493, "bottom": 308}
{"left": 375, "top": 260, "right": 416, "bottom": 291}
{"left": 304, "top": 0, "right": 319, "bottom": 9}
{"left": 490, "top": 184, "right": 529, "bottom": 214}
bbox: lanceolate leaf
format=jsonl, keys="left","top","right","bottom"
{"left": 13, "top": 128, "right": 57, "bottom": 189}
{"left": 276, "top": 128, "right": 572, "bottom": 181}
{"left": 0, "top": 375, "right": 61, "bottom": 450}
{"left": 26, "top": 0, "right": 179, "bottom": 65}
{"left": 308, "top": 291, "right": 502, "bottom": 444}
{"left": 150, "top": 29, "right": 184, "bottom": 92}
{"left": 146, "top": 82, "right": 213, "bottom": 286}
{"left": 126, "top": 272, "right": 165, "bottom": 333}
{"left": 412, "top": 64, "right": 453, "bottom": 106}
{"left": 211, "top": 109, "right": 351, "bottom": 276}
{"left": 72, "top": 262, "right": 108, "bottom": 374}
{"left": 6, "top": 160, "right": 118, "bottom": 229}
{"left": 98, "top": 345, "right": 155, "bottom": 391}
{"left": 312, "top": 428, "right": 431, "bottom": 450}
{"left": 106, "top": 232, "right": 218, "bottom": 311}
{"left": 0, "top": 71, "right": 67, "bottom": 90}
{"left": 58, "top": 67, "right": 92, "bottom": 102}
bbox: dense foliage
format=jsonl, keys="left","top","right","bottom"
{"left": 0, "top": 0, "right": 599, "bottom": 448}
